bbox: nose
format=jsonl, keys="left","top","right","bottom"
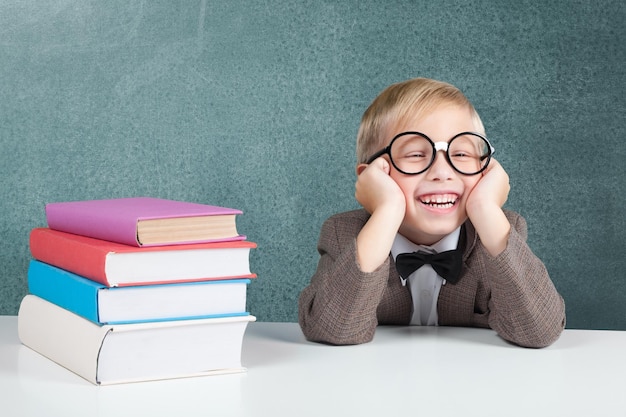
{"left": 426, "top": 149, "right": 454, "bottom": 180}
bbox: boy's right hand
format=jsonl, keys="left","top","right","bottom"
{"left": 354, "top": 158, "right": 406, "bottom": 272}
{"left": 355, "top": 157, "right": 406, "bottom": 216}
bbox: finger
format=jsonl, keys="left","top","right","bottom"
{"left": 481, "top": 157, "right": 503, "bottom": 177}
{"left": 373, "top": 156, "right": 392, "bottom": 175}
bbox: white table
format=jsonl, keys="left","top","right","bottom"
{"left": 1, "top": 316, "right": 625, "bottom": 416}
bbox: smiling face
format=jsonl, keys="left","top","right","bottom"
{"left": 388, "top": 103, "right": 483, "bottom": 245}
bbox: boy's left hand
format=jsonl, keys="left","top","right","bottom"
{"left": 466, "top": 158, "right": 510, "bottom": 216}
{"left": 465, "top": 158, "right": 511, "bottom": 257}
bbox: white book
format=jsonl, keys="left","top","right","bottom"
{"left": 18, "top": 295, "right": 256, "bottom": 385}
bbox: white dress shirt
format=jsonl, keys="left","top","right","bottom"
{"left": 390, "top": 227, "right": 461, "bottom": 326}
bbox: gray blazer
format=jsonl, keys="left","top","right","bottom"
{"left": 298, "top": 209, "right": 565, "bottom": 348}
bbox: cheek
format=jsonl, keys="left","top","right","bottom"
{"left": 390, "top": 172, "right": 417, "bottom": 194}
{"left": 461, "top": 177, "right": 481, "bottom": 196}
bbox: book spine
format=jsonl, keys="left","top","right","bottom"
{"left": 29, "top": 228, "right": 111, "bottom": 286}
{"left": 18, "top": 295, "right": 107, "bottom": 384}
{"left": 46, "top": 203, "right": 140, "bottom": 246}
{"left": 27, "top": 260, "right": 102, "bottom": 324}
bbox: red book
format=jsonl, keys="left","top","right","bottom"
{"left": 29, "top": 228, "right": 257, "bottom": 287}
{"left": 45, "top": 197, "right": 245, "bottom": 247}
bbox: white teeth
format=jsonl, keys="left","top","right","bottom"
{"left": 420, "top": 194, "right": 457, "bottom": 207}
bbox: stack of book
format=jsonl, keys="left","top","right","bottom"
{"left": 18, "top": 197, "right": 257, "bottom": 385}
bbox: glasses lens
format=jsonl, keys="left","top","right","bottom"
{"left": 448, "top": 134, "right": 491, "bottom": 174}
{"left": 389, "top": 134, "right": 434, "bottom": 174}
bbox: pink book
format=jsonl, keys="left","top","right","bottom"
{"left": 45, "top": 197, "right": 245, "bottom": 247}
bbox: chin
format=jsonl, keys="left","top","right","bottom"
{"left": 403, "top": 218, "right": 465, "bottom": 244}
{"left": 399, "top": 224, "right": 453, "bottom": 246}
{"left": 402, "top": 206, "right": 467, "bottom": 241}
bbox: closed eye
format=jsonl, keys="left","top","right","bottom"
{"left": 401, "top": 152, "right": 428, "bottom": 160}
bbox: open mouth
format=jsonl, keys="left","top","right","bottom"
{"left": 419, "top": 194, "right": 458, "bottom": 209}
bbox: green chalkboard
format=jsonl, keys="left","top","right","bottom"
{"left": 1, "top": 0, "right": 624, "bottom": 329}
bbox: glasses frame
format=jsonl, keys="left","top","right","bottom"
{"left": 366, "top": 131, "right": 495, "bottom": 176}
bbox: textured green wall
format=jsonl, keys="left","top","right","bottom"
{"left": 1, "top": 0, "right": 624, "bottom": 329}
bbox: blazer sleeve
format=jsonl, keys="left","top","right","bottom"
{"left": 298, "top": 213, "right": 396, "bottom": 345}
{"left": 484, "top": 212, "right": 566, "bottom": 348}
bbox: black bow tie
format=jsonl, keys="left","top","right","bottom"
{"left": 395, "top": 249, "right": 463, "bottom": 284}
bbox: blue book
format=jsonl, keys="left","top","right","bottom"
{"left": 27, "top": 260, "right": 250, "bottom": 325}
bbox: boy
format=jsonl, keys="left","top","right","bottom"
{"left": 298, "top": 77, "right": 565, "bottom": 348}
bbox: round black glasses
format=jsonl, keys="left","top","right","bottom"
{"left": 366, "top": 131, "right": 495, "bottom": 176}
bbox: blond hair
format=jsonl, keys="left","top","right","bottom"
{"left": 356, "top": 78, "right": 485, "bottom": 163}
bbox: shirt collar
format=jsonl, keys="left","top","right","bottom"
{"left": 391, "top": 227, "right": 461, "bottom": 261}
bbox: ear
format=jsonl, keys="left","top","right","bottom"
{"left": 356, "top": 163, "right": 369, "bottom": 176}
